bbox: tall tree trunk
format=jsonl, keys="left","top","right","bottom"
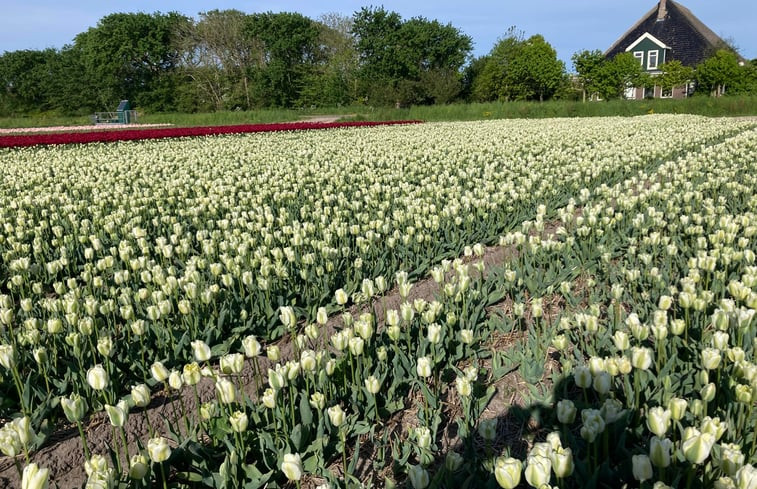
{"left": 243, "top": 76, "right": 251, "bottom": 110}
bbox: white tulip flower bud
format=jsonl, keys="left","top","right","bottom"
{"left": 86, "top": 365, "right": 109, "bottom": 391}
{"left": 364, "top": 375, "right": 381, "bottom": 394}
{"left": 407, "top": 464, "right": 429, "bottom": 489}
{"left": 191, "top": 340, "right": 211, "bottom": 362}
{"left": 130, "top": 384, "right": 151, "bottom": 408}
{"left": 494, "top": 456, "right": 522, "bottom": 489}
{"left": 632, "top": 454, "right": 653, "bottom": 482}
{"left": 147, "top": 436, "right": 171, "bottom": 463}
{"left": 21, "top": 463, "right": 50, "bottom": 489}
{"left": 524, "top": 454, "right": 552, "bottom": 488}
{"left": 416, "top": 356, "right": 432, "bottom": 378}
{"left": 242, "top": 335, "right": 261, "bottom": 358}
{"left": 215, "top": 378, "right": 236, "bottom": 404}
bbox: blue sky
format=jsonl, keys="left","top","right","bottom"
{"left": 1, "top": 1, "right": 755, "bottom": 69}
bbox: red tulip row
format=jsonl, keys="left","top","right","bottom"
{"left": 0, "top": 120, "right": 423, "bottom": 148}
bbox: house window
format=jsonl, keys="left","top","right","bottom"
{"left": 648, "top": 50, "right": 659, "bottom": 70}
{"left": 634, "top": 51, "right": 644, "bottom": 66}
{"left": 661, "top": 86, "right": 673, "bottom": 98}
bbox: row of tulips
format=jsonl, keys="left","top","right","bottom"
{"left": 480, "top": 125, "right": 757, "bottom": 489}
{"left": 1, "top": 116, "right": 756, "bottom": 487}
{"left": 0, "top": 120, "right": 421, "bottom": 148}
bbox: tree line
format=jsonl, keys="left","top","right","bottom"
{"left": 1, "top": 8, "right": 755, "bottom": 116}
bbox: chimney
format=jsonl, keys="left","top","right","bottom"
{"left": 657, "top": 0, "right": 668, "bottom": 20}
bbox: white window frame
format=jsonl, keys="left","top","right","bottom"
{"left": 648, "top": 50, "right": 659, "bottom": 70}
{"left": 625, "top": 33, "right": 670, "bottom": 52}
{"left": 634, "top": 51, "right": 644, "bottom": 67}
{"left": 661, "top": 86, "right": 673, "bottom": 98}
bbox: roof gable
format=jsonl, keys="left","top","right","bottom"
{"left": 605, "top": 1, "right": 738, "bottom": 67}
{"left": 625, "top": 33, "right": 670, "bottom": 52}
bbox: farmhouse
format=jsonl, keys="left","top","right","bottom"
{"left": 605, "top": 0, "right": 741, "bottom": 99}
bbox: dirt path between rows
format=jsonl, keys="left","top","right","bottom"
{"left": 295, "top": 115, "right": 355, "bottom": 123}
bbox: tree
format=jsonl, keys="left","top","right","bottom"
{"left": 47, "top": 45, "right": 96, "bottom": 114}
{"left": 175, "top": 9, "right": 260, "bottom": 111}
{"left": 470, "top": 27, "right": 524, "bottom": 102}
{"left": 596, "top": 52, "right": 649, "bottom": 100}
{"left": 460, "top": 56, "right": 487, "bottom": 101}
{"left": 508, "top": 35, "right": 565, "bottom": 101}
{"left": 0, "top": 49, "right": 59, "bottom": 115}
{"left": 73, "top": 12, "right": 189, "bottom": 111}
{"left": 398, "top": 16, "right": 472, "bottom": 104}
{"left": 352, "top": 7, "right": 405, "bottom": 86}
{"left": 298, "top": 13, "right": 358, "bottom": 107}
{"left": 351, "top": 7, "right": 472, "bottom": 105}
{"left": 658, "top": 60, "right": 693, "bottom": 94}
{"left": 695, "top": 49, "right": 742, "bottom": 96}
{"left": 244, "top": 12, "right": 321, "bottom": 107}
{"left": 471, "top": 30, "right": 564, "bottom": 102}
{"left": 730, "top": 60, "right": 757, "bottom": 95}
{"left": 572, "top": 49, "right": 605, "bottom": 101}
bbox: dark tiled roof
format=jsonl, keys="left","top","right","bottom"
{"left": 605, "top": 1, "right": 735, "bottom": 66}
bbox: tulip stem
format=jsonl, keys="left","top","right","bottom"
{"left": 341, "top": 430, "right": 349, "bottom": 483}
{"left": 342, "top": 358, "right": 348, "bottom": 398}
{"left": 77, "top": 421, "right": 91, "bottom": 459}
{"left": 120, "top": 427, "right": 131, "bottom": 471}
{"left": 367, "top": 393, "right": 376, "bottom": 423}
{"left": 177, "top": 392, "right": 190, "bottom": 436}
{"left": 159, "top": 461, "right": 168, "bottom": 489}
{"left": 235, "top": 430, "right": 245, "bottom": 462}
{"left": 139, "top": 336, "right": 147, "bottom": 383}
{"left": 252, "top": 357, "right": 261, "bottom": 394}
{"left": 349, "top": 353, "right": 356, "bottom": 386}
{"left": 749, "top": 404, "right": 755, "bottom": 459}
{"left": 10, "top": 367, "right": 30, "bottom": 416}
{"left": 423, "top": 390, "right": 430, "bottom": 425}
{"left": 41, "top": 365, "right": 51, "bottom": 396}
{"left": 655, "top": 340, "right": 662, "bottom": 374}
{"left": 144, "top": 409, "right": 155, "bottom": 438}
{"left": 192, "top": 384, "right": 202, "bottom": 439}
{"left": 289, "top": 389, "right": 296, "bottom": 431}
{"left": 112, "top": 426, "right": 122, "bottom": 475}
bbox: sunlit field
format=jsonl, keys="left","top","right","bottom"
{"left": 1, "top": 115, "right": 756, "bottom": 488}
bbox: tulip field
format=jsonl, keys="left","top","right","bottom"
{"left": 1, "top": 115, "right": 757, "bottom": 488}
